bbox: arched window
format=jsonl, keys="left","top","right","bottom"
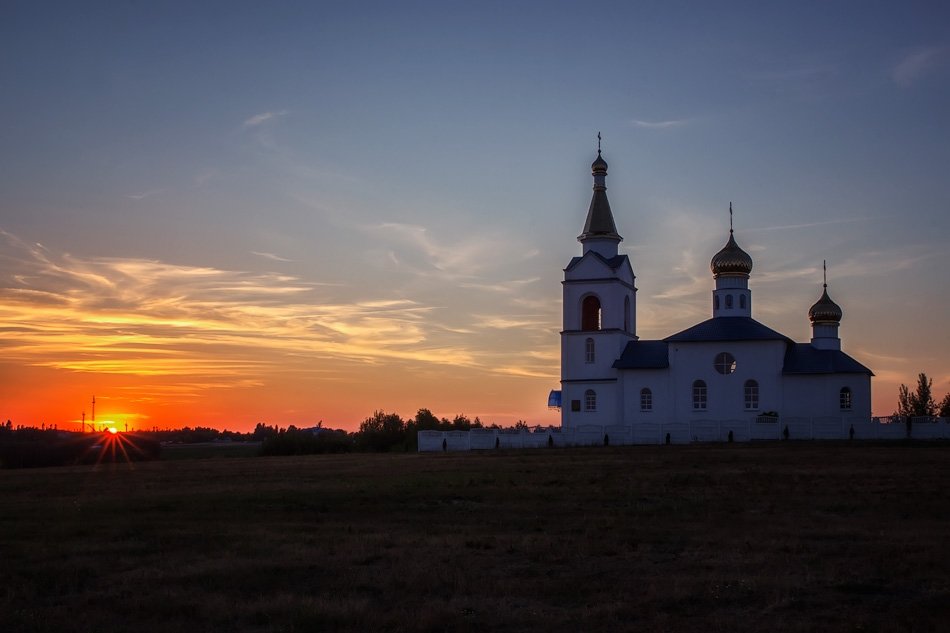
{"left": 739, "top": 294, "right": 747, "bottom": 309}
{"left": 624, "top": 296, "right": 631, "bottom": 332}
{"left": 640, "top": 388, "right": 652, "bottom": 411}
{"left": 581, "top": 296, "right": 602, "bottom": 331}
{"left": 725, "top": 294, "right": 734, "bottom": 309}
{"left": 744, "top": 380, "right": 759, "bottom": 410}
{"left": 714, "top": 295, "right": 720, "bottom": 310}
{"left": 692, "top": 380, "right": 707, "bottom": 410}
{"left": 840, "top": 387, "right": 852, "bottom": 410}
{"left": 584, "top": 389, "right": 597, "bottom": 412}
{"left": 585, "top": 338, "right": 595, "bottom": 363}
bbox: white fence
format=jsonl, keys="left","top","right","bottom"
{"left": 417, "top": 417, "right": 950, "bottom": 452}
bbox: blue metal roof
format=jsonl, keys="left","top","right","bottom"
{"left": 613, "top": 340, "right": 670, "bottom": 369}
{"left": 782, "top": 344, "right": 874, "bottom": 375}
{"left": 665, "top": 317, "right": 791, "bottom": 343}
{"left": 547, "top": 390, "right": 562, "bottom": 408}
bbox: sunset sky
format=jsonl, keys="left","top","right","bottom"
{"left": 2, "top": 2, "right": 948, "bottom": 431}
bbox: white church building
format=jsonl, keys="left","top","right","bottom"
{"left": 553, "top": 147, "right": 873, "bottom": 437}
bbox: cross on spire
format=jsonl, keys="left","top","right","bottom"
{"left": 729, "top": 202, "right": 733, "bottom": 233}
{"left": 597, "top": 131, "right": 601, "bottom": 154}
{"left": 823, "top": 259, "right": 827, "bottom": 288}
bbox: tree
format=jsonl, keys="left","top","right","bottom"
{"left": 940, "top": 393, "right": 950, "bottom": 418}
{"left": 357, "top": 411, "right": 406, "bottom": 452}
{"left": 897, "top": 373, "right": 936, "bottom": 417}
{"left": 413, "top": 408, "right": 440, "bottom": 431}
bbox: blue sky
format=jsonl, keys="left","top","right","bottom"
{"left": 1, "top": 1, "right": 948, "bottom": 428}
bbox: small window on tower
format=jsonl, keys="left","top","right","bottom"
{"left": 714, "top": 295, "right": 720, "bottom": 310}
{"left": 585, "top": 338, "right": 595, "bottom": 363}
{"left": 624, "top": 296, "right": 631, "bottom": 332}
{"left": 725, "top": 294, "right": 734, "bottom": 309}
{"left": 581, "top": 296, "right": 602, "bottom": 331}
{"left": 739, "top": 294, "right": 747, "bottom": 309}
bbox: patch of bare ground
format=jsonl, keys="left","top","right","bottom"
{"left": 1, "top": 443, "right": 948, "bottom": 631}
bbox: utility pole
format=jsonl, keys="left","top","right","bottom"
{"left": 91, "top": 396, "right": 95, "bottom": 433}
{"left": 81, "top": 411, "right": 85, "bottom": 433}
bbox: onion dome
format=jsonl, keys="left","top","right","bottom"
{"left": 809, "top": 263, "right": 843, "bottom": 324}
{"left": 591, "top": 151, "right": 608, "bottom": 174}
{"left": 710, "top": 203, "right": 753, "bottom": 277}
{"left": 809, "top": 287, "right": 842, "bottom": 324}
{"left": 710, "top": 232, "right": 753, "bottom": 278}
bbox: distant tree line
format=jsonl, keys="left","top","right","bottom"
{"left": 0, "top": 410, "right": 536, "bottom": 465}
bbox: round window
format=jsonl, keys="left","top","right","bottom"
{"left": 714, "top": 352, "right": 736, "bottom": 374}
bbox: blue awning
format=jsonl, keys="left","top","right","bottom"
{"left": 547, "top": 390, "right": 562, "bottom": 408}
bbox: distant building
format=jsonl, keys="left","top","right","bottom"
{"left": 554, "top": 148, "right": 873, "bottom": 433}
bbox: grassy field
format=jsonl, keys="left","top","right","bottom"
{"left": 1, "top": 443, "right": 948, "bottom": 632}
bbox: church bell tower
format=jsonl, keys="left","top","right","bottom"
{"left": 560, "top": 138, "right": 637, "bottom": 427}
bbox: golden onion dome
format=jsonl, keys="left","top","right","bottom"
{"left": 809, "top": 286, "right": 843, "bottom": 324}
{"left": 710, "top": 231, "right": 753, "bottom": 277}
{"left": 591, "top": 151, "right": 608, "bottom": 174}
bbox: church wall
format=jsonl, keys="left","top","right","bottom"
{"left": 667, "top": 340, "right": 787, "bottom": 424}
{"left": 560, "top": 381, "right": 621, "bottom": 429}
{"left": 783, "top": 374, "right": 872, "bottom": 420}
{"left": 620, "top": 369, "right": 672, "bottom": 425}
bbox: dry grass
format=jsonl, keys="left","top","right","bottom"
{"left": 1, "top": 443, "right": 948, "bottom": 632}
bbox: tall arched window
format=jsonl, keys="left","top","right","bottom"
{"left": 840, "top": 387, "right": 852, "bottom": 410}
{"left": 692, "top": 380, "right": 707, "bottom": 410}
{"left": 714, "top": 295, "right": 720, "bottom": 310}
{"left": 624, "top": 296, "right": 631, "bottom": 332}
{"left": 739, "top": 294, "right": 747, "bottom": 310}
{"left": 584, "top": 389, "right": 597, "bottom": 412}
{"left": 585, "top": 338, "right": 595, "bottom": 363}
{"left": 581, "top": 296, "right": 602, "bottom": 331}
{"left": 725, "top": 294, "right": 734, "bottom": 309}
{"left": 744, "top": 379, "right": 759, "bottom": 410}
{"left": 640, "top": 388, "right": 653, "bottom": 411}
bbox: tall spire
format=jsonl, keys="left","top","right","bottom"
{"left": 729, "top": 201, "right": 733, "bottom": 233}
{"left": 578, "top": 134, "right": 622, "bottom": 246}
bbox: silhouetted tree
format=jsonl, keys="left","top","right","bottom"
{"left": 898, "top": 373, "right": 936, "bottom": 417}
{"left": 413, "top": 409, "right": 441, "bottom": 431}
{"left": 940, "top": 393, "right": 950, "bottom": 418}
{"left": 357, "top": 411, "right": 406, "bottom": 452}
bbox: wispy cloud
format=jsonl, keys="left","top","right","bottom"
{"left": 892, "top": 46, "right": 946, "bottom": 86}
{"left": 745, "top": 217, "right": 868, "bottom": 233}
{"left": 126, "top": 189, "right": 165, "bottom": 200}
{"left": 630, "top": 118, "right": 690, "bottom": 129}
{"left": 0, "top": 230, "right": 482, "bottom": 384}
{"left": 251, "top": 251, "right": 293, "bottom": 263}
{"left": 242, "top": 110, "right": 289, "bottom": 128}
